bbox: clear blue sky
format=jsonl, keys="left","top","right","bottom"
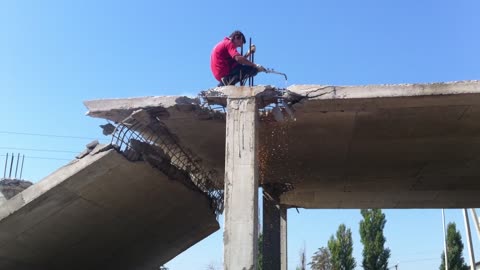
{"left": 1, "top": 0, "right": 479, "bottom": 269}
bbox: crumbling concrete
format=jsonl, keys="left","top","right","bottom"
{"left": 0, "top": 179, "right": 32, "bottom": 201}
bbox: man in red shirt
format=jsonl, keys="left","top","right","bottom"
{"left": 210, "top": 30, "right": 265, "bottom": 86}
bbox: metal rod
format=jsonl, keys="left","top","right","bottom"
{"left": 3, "top": 153, "right": 8, "bottom": 178}
{"left": 463, "top": 209, "right": 475, "bottom": 270}
{"left": 470, "top": 209, "right": 480, "bottom": 241}
{"left": 442, "top": 209, "right": 448, "bottom": 270}
{"left": 248, "top": 37, "right": 252, "bottom": 87}
{"left": 252, "top": 49, "right": 255, "bottom": 86}
{"left": 8, "top": 153, "right": 14, "bottom": 178}
{"left": 240, "top": 43, "right": 244, "bottom": 86}
{"left": 19, "top": 155, "right": 25, "bottom": 180}
{"left": 14, "top": 153, "right": 20, "bottom": 179}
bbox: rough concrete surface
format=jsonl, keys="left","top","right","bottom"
{"left": 0, "top": 179, "right": 32, "bottom": 200}
{"left": 0, "top": 147, "right": 219, "bottom": 270}
{"left": 223, "top": 97, "right": 259, "bottom": 270}
{"left": 85, "top": 80, "right": 480, "bottom": 209}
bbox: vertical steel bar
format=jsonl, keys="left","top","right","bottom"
{"left": 8, "top": 153, "right": 14, "bottom": 178}
{"left": 14, "top": 153, "right": 20, "bottom": 179}
{"left": 240, "top": 43, "right": 244, "bottom": 86}
{"left": 19, "top": 155, "right": 25, "bottom": 180}
{"left": 248, "top": 37, "right": 252, "bottom": 86}
{"left": 252, "top": 49, "right": 255, "bottom": 86}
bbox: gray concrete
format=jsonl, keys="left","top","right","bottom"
{"left": 0, "top": 179, "right": 32, "bottom": 200}
{"left": 262, "top": 186, "right": 288, "bottom": 270}
{"left": 263, "top": 187, "right": 281, "bottom": 270}
{"left": 0, "top": 146, "right": 219, "bottom": 270}
{"left": 84, "top": 80, "right": 480, "bottom": 209}
{"left": 280, "top": 207, "right": 287, "bottom": 270}
{"left": 223, "top": 92, "right": 259, "bottom": 270}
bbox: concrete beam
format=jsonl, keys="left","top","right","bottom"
{"left": 224, "top": 94, "right": 259, "bottom": 270}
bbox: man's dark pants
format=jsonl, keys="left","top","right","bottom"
{"left": 218, "top": 65, "right": 258, "bottom": 86}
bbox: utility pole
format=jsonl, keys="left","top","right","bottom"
{"left": 442, "top": 209, "right": 448, "bottom": 270}
{"left": 463, "top": 209, "right": 475, "bottom": 270}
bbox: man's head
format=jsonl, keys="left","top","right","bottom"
{"left": 229, "top": 30, "right": 246, "bottom": 47}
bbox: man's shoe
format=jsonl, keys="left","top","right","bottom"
{"left": 221, "top": 77, "right": 232, "bottom": 86}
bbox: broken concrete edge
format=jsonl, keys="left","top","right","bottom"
{"left": 83, "top": 95, "right": 198, "bottom": 114}
{"left": 0, "top": 149, "right": 114, "bottom": 221}
{"left": 0, "top": 179, "right": 33, "bottom": 200}
{"left": 83, "top": 95, "right": 200, "bottom": 123}
{"left": 84, "top": 81, "right": 480, "bottom": 119}
{"left": 286, "top": 80, "right": 480, "bottom": 102}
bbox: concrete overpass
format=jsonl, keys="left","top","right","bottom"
{"left": 1, "top": 80, "right": 478, "bottom": 270}
{"left": 86, "top": 80, "right": 480, "bottom": 209}
{"left": 83, "top": 80, "right": 480, "bottom": 270}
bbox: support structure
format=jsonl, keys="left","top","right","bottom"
{"left": 224, "top": 95, "right": 259, "bottom": 270}
{"left": 463, "top": 209, "right": 475, "bottom": 270}
{"left": 263, "top": 188, "right": 281, "bottom": 270}
{"left": 280, "top": 207, "right": 288, "bottom": 270}
{"left": 263, "top": 185, "right": 288, "bottom": 270}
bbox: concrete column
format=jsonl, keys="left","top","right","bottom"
{"left": 262, "top": 188, "right": 288, "bottom": 270}
{"left": 280, "top": 207, "right": 288, "bottom": 270}
{"left": 224, "top": 96, "right": 259, "bottom": 270}
{"left": 263, "top": 189, "right": 281, "bottom": 270}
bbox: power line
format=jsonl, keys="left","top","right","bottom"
{"left": 0, "top": 154, "right": 71, "bottom": 161}
{"left": 0, "top": 130, "right": 108, "bottom": 141}
{"left": 0, "top": 147, "right": 78, "bottom": 154}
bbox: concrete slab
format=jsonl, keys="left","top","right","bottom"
{"left": 0, "top": 148, "right": 219, "bottom": 269}
{"left": 84, "top": 80, "right": 480, "bottom": 208}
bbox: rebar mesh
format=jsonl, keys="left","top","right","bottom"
{"left": 110, "top": 111, "right": 224, "bottom": 216}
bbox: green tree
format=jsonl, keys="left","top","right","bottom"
{"left": 309, "top": 247, "right": 332, "bottom": 270}
{"left": 328, "top": 224, "right": 356, "bottom": 270}
{"left": 439, "top": 222, "right": 469, "bottom": 270}
{"left": 359, "top": 209, "right": 391, "bottom": 270}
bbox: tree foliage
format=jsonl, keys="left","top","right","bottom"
{"left": 328, "top": 224, "right": 356, "bottom": 270}
{"left": 439, "top": 222, "right": 469, "bottom": 270}
{"left": 359, "top": 209, "right": 391, "bottom": 270}
{"left": 309, "top": 247, "right": 332, "bottom": 270}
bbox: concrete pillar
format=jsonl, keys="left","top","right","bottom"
{"left": 224, "top": 96, "right": 259, "bottom": 270}
{"left": 280, "top": 207, "right": 288, "bottom": 270}
{"left": 263, "top": 188, "right": 288, "bottom": 270}
{"left": 263, "top": 189, "right": 281, "bottom": 270}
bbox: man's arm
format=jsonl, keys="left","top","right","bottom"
{"left": 234, "top": 55, "right": 257, "bottom": 67}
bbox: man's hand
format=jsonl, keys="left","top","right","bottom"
{"left": 245, "top": 45, "right": 256, "bottom": 57}
{"left": 255, "top": 64, "right": 266, "bottom": 72}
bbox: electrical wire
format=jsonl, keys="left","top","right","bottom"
{"left": 0, "top": 147, "right": 78, "bottom": 153}
{"left": 0, "top": 130, "right": 108, "bottom": 141}
{"left": 0, "top": 154, "right": 71, "bottom": 161}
